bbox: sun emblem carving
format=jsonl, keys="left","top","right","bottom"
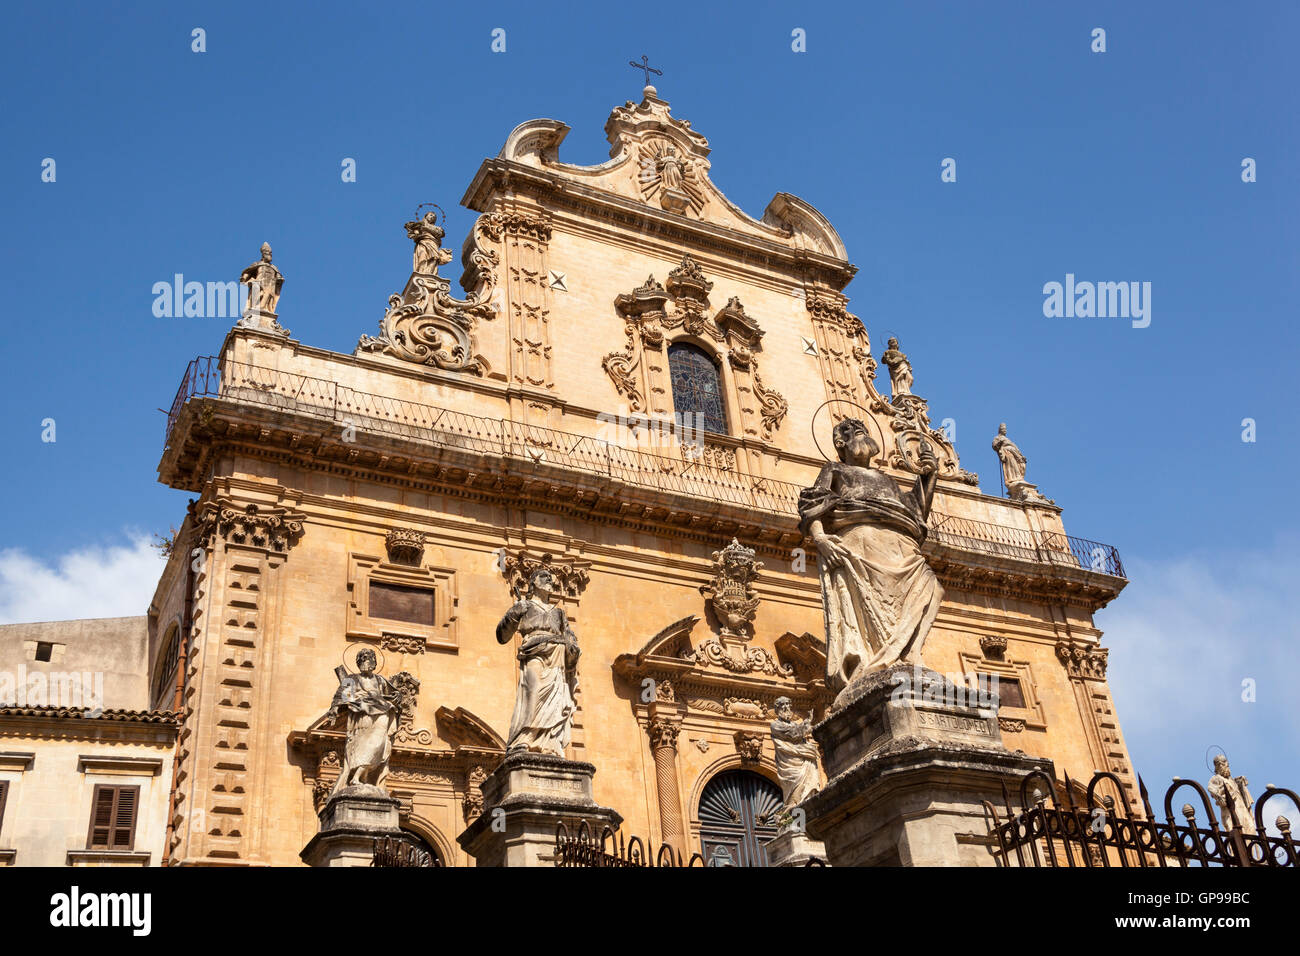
{"left": 636, "top": 140, "right": 705, "bottom": 216}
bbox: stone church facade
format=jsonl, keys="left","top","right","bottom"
{"left": 5, "top": 86, "right": 1135, "bottom": 867}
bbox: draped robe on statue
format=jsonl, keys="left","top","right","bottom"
{"left": 771, "top": 717, "right": 821, "bottom": 808}
{"left": 329, "top": 670, "right": 399, "bottom": 796}
{"left": 798, "top": 461, "right": 944, "bottom": 698}
{"left": 496, "top": 598, "right": 579, "bottom": 756}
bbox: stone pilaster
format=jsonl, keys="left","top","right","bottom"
{"left": 168, "top": 492, "right": 305, "bottom": 865}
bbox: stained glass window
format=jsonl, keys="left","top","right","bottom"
{"left": 668, "top": 342, "right": 727, "bottom": 436}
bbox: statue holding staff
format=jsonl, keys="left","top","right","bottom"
{"left": 495, "top": 568, "right": 581, "bottom": 756}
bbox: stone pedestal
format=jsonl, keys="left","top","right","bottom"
{"left": 802, "top": 664, "right": 1052, "bottom": 867}
{"left": 457, "top": 751, "right": 622, "bottom": 867}
{"left": 765, "top": 828, "right": 828, "bottom": 867}
{"left": 300, "top": 787, "right": 402, "bottom": 867}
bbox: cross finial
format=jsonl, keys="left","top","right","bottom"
{"left": 628, "top": 54, "right": 663, "bottom": 88}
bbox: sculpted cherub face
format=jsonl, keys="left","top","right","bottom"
{"left": 832, "top": 419, "right": 878, "bottom": 467}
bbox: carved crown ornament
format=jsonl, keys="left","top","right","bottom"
{"left": 191, "top": 498, "right": 305, "bottom": 552}
{"left": 602, "top": 255, "right": 787, "bottom": 441}
{"left": 699, "top": 538, "right": 763, "bottom": 639}
{"left": 355, "top": 210, "right": 505, "bottom": 375}
{"left": 385, "top": 527, "right": 426, "bottom": 565}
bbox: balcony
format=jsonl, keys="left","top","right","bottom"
{"left": 163, "top": 356, "right": 1126, "bottom": 587}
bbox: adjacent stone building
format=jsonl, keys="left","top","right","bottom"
{"left": 3, "top": 85, "right": 1135, "bottom": 866}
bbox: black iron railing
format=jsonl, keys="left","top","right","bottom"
{"left": 165, "top": 356, "right": 1126, "bottom": 579}
{"left": 555, "top": 822, "right": 705, "bottom": 867}
{"left": 985, "top": 770, "right": 1299, "bottom": 868}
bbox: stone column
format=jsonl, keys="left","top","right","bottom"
{"left": 648, "top": 715, "right": 685, "bottom": 851}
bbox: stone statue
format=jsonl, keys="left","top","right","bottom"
{"left": 992, "top": 423, "right": 1027, "bottom": 485}
{"left": 239, "top": 242, "right": 284, "bottom": 317}
{"left": 798, "top": 418, "right": 944, "bottom": 708}
{"left": 881, "top": 337, "right": 913, "bottom": 397}
{"left": 495, "top": 568, "right": 580, "bottom": 756}
{"left": 325, "top": 648, "right": 401, "bottom": 797}
{"left": 1207, "top": 754, "right": 1256, "bottom": 834}
{"left": 659, "top": 145, "right": 684, "bottom": 191}
{"left": 405, "top": 212, "right": 454, "bottom": 276}
{"left": 770, "top": 697, "right": 821, "bottom": 818}
{"left": 992, "top": 423, "right": 1050, "bottom": 503}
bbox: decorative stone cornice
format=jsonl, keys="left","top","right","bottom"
{"left": 479, "top": 211, "right": 553, "bottom": 243}
{"left": 1055, "top": 639, "right": 1109, "bottom": 680}
{"left": 192, "top": 498, "right": 305, "bottom": 552}
{"left": 500, "top": 548, "right": 591, "bottom": 602}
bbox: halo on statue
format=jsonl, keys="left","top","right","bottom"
{"left": 415, "top": 202, "right": 444, "bottom": 225}
{"left": 1205, "top": 743, "right": 1228, "bottom": 772}
{"left": 809, "top": 399, "right": 886, "bottom": 464}
{"left": 339, "top": 642, "right": 386, "bottom": 676}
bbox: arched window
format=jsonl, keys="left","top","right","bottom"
{"left": 151, "top": 624, "right": 180, "bottom": 709}
{"left": 697, "top": 769, "right": 783, "bottom": 867}
{"left": 668, "top": 342, "right": 727, "bottom": 436}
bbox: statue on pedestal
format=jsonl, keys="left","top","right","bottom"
{"left": 1207, "top": 753, "right": 1256, "bottom": 835}
{"left": 881, "top": 337, "right": 913, "bottom": 398}
{"left": 405, "top": 211, "right": 454, "bottom": 276}
{"left": 495, "top": 568, "right": 580, "bottom": 757}
{"left": 992, "top": 423, "right": 1049, "bottom": 503}
{"left": 770, "top": 697, "right": 821, "bottom": 819}
{"left": 798, "top": 418, "right": 944, "bottom": 707}
{"left": 239, "top": 242, "right": 284, "bottom": 314}
{"left": 325, "top": 648, "right": 402, "bottom": 798}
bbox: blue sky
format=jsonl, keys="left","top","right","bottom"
{"left": 1, "top": 2, "right": 1295, "bottom": 813}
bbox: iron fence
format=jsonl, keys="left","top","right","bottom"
{"left": 164, "top": 356, "right": 1126, "bottom": 578}
{"left": 985, "top": 769, "right": 1299, "bottom": 868}
{"left": 555, "top": 822, "right": 706, "bottom": 867}
{"left": 371, "top": 835, "right": 438, "bottom": 867}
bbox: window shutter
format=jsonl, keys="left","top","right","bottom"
{"left": 87, "top": 784, "right": 140, "bottom": 851}
{"left": 0, "top": 780, "right": 8, "bottom": 832}
{"left": 112, "top": 787, "right": 138, "bottom": 849}
{"left": 89, "top": 785, "right": 115, "bottom": 848}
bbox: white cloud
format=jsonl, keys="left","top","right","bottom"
{"left": 0, "top": 532, "right": 165, "bottom": 625}
{"left": 1099, "top": 539, "right": 1300, "bottom": 832}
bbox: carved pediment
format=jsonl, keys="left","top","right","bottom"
{"left": 613, "top": 615, "right": 828, "bottom": 724}
{"left": 435, "top": 706, "right": 507, "bottom": 752}
{"left": 484, "top": 88, "right": 848, "bottom": 260}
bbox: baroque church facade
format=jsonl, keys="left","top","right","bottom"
{"left": 1, "top": 85, "right": 1135, "bottom": 867}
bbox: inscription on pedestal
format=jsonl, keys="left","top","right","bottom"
{"left": 913, "top": 709, "right": 994, "bottom": 737}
